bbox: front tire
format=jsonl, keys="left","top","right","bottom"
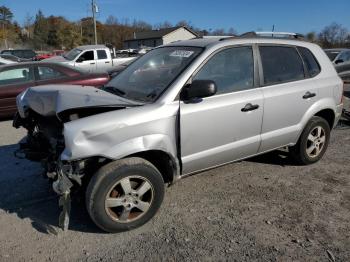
{"left": 86, "top": 157, "right": 165, "bottom": 233}
{"left": 290, "top": 116, "right": 330, "bottom": 165}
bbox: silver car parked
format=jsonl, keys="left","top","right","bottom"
{"left": 14, "top": 32, "right": 343, "bottom": 233}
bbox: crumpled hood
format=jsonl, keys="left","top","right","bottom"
{"left": 17, "top": 85, "right": 141, "bottom": 118}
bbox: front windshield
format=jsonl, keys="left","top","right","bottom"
{"left": 325, "top": 51, "right": 340, "bottom": 61}
{"left": 105, "top": 46, "right": 203, "bottom": 102}
{"left": 64, "top": 48, "right": 82, "bottom": 61}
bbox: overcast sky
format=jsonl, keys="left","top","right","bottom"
{"left": 3, "top": 0, "right": 350, "bottom": 33}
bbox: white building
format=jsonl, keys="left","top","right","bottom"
{"left": 124, "top": 26, "right": 199, "bottom": 49}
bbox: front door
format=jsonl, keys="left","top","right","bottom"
{"left": 74, "top": 50, "right": 97, "bottom": 72}
{"left": 180, "top": 46, "right": 264, "bottom": 174}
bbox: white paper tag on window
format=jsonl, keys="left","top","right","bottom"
{"left": 170, "top": 50, "right": 194, "bottom": 58}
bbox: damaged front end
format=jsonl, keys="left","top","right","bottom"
{"left": 13, "top": 85, "right": 138, "bottom": 230}
{"left": 13, "top": 111, "right": 90, "bottom": 230}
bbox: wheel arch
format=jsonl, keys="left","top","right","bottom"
{"left": 126, "top": 150, "right": 181, "bottom": 185}
{"left": 293, "top": 98, "right": 337, "bottom": 145}
{"left": 83, "top": 149, "right": 181, "bottom": 186}
{"left": 314, "top": 108, "right": 335, "bottom": 129}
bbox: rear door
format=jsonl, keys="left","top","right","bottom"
{"left": 180, "top": 45, "right": 264, "bottom": 174}
{"left": 258, "top": 45, "right": 321, "bottom": 152}
{"left": 34, "top": 64, "right": 69, "bottom": 85}
{"left": 95, "top": 49, "right": 111, "bottom": 72}
{"left": 0, "top": 65, "right": 35, "bottom": 117}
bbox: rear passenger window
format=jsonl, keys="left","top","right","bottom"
{"left": 0, "top": 67, "right": 34, "bottom": 85}
{"left": 297, "top": 47, "right": 321, "bottom": 77}
{"left": 97, "top": 50, "right": 107, "bottom": 59}
{"left": 38, "top": 66, "right": 65, "bottom": 80}
{"left": 260, "top": 46, "right": 305, "bottom": 85}
{"left": 194, "top": 46, "right": 254, "bottom": 94}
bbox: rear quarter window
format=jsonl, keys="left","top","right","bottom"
{"left": 97, "top": 50, "right": 108, "bottom": 59}
{"left": 259, "top": 46, "right": 305, "bottom": 85}
{"left": 297, "top": 47, "right": 321, "bottom": 77}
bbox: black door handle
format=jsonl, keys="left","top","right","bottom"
{"left": 303, "top": 91, "right": 316, "bottom": 99}
{"left": 90, "top": 62, "right": 95, "bottom": 65}
{"left": 241, "top": 103, "right": 259, "bottom": 112}
{"left": 105, "top": 61, "right": 110, "bottom": 64}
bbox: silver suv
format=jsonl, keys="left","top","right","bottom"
{"left": 14, "top": 32, "right": 343, "bottom": 233}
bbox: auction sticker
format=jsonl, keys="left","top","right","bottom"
{"left": 170, "top": 50, "right": 194, "bottom": 58}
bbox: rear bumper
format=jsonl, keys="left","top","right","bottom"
{"left": 335, "top": 103, "right": 343, "bottom": 127}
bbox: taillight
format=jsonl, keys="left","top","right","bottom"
{"left": 341, "top": 81, "right": 345, "bottom": 104}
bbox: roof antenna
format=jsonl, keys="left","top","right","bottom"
{"left": 272, "top": 25, "right": 275, "bottom": 38}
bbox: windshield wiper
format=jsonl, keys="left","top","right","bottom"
{"left": 103, "top": 86, "right": 126, "bottom": 96}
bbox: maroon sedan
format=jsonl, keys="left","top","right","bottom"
{"left": 0, "top": 62, "right": 110, "bottom": 118}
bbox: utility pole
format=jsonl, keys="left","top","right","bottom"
{"left": 92, "top": 0, "right": 98, "bottom": 45}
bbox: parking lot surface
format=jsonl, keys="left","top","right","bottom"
{"left": 0, "top": 120, "right": 349, "bottom": 261}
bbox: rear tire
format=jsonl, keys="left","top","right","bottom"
{"left": 86, "top": 157, "right": 165, "bottom": 233}
{"left": 290, "top": 116, "right": 330, "bottom": 165}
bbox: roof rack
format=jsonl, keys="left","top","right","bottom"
{"left": 255, "top": 31, "right": 305, "bottom": 39}
{"left": 220, "top": 31, "right": 305, "bottom": 41}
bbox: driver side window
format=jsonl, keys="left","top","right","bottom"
{"left": 194, "top": 46, "right": 254, "bottom": 95}
{"left": 78, "top": 51, "right": 94, "bottom": 62}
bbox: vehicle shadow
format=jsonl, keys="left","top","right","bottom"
{"left": 0, "top": 116, "right": 15, "bottom": 122}
{"left": 0, "top": 143, "right": 104, "bottom": 235}
{"left": 247, "top": 119, "right": 350, "bottom": 166}
{"left": 336, "top": 119, "right": 350, "bottom": 129}
{"left": 246, "top": 149, "right": 297, "bottom": 167}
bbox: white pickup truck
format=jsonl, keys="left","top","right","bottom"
{"left": 45, "top": 45, "right": 137, "bottom": 73}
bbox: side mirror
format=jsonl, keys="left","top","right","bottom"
{"left": 335, "top": 59, "right": 344, "bottom": 64}
{"left": 181, "top": 80, "right": 217, "bottom": 101}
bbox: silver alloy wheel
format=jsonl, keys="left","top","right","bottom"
{"left": 104, "top": 176, "right": 154, "bottom": 223}
{"left": 306, "top": 126, "right": 326, "bottom": 158}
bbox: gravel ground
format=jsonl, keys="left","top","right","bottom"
{"left": 0, "top": 119, "right": 349, "bottom": 262}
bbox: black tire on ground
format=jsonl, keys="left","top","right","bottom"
{"left": 86, "top": 157, "right": 165, "bottom": 233}
{"left": 290, "top": 116, "right": 331, "bottom": 165}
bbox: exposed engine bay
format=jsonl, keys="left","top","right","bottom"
{"left": 13, "top": 85, "right": 139, "bottom": 230}
{"left": 13, "top": 108, "right": 123, "bottom": 230}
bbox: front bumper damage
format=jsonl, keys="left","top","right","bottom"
{"left": 52, "top": 161, "right": 84, "bottom": 230}
{"left": 13, "top": 113, "right": 85, "bottom": 231}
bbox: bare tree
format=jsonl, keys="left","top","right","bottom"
{"left": 105, "top": 15, "right": 118, "bottom": 25}
{"left": 176, "top": 20, "right": 193, "bottom": 28}
{"left": 23, "top": 13, "right": 33, "bottom": 38}
{"left": 153, "top": 21, "right": 173, "bottom": 30}
{"left": 227, "top": 27, "right": 237, "bottom": 36}
{"left": 318, "top": 22, "right": 349, "bottom": 48}
{"left": 211, "top": 28, "right": 226, "bottom": 36}
{"left": 306, "top": 31, "right": 317, "bottom": 42}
